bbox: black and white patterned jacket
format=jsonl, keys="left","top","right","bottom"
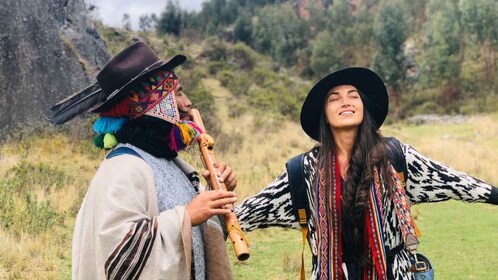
{"left": 236, "top": 140, "right": 498, "bottom": 280}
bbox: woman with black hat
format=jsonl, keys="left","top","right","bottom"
{"left": 51, "top": 42, "right": 237, "bottom": 280}
{"left": 235, "top": 67, "right": 498, "bottom": 280}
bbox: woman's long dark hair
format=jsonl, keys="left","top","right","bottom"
{"left": 316, "top": 94, "right": 394, "bottom": 268}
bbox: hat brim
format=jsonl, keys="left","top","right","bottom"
{"left": 89, "top": 54, "right": 186, "bottom": 113}
{"left": 300, "top": 67, "right": 389, "bottom": 141}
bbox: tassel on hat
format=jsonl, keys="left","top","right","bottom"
{"left": 92, "top": 117, "right": 127, "bottom": 150}
{"left": 93, "top": 133, "right": 119, "bottom": 149}
{"left": 169, "top": 121, "right": 203, "bottom": 152}
{"left": 93, "top": 117, "right": 128, "bottom": 134}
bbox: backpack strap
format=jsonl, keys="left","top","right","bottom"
{"left": 384, "top": 137, "right": 422, "bottom": 239}
{"left": 286, "top": 153, "right": 310, "bottom": 227}
{"left": 106, "top": 147, "right": 142, "bottom": 160}
{"left": 384, "top": 137, "right": 407, "bottom": 183}
{"left": 286, "top": 153, "right": 309, "bottom": 280}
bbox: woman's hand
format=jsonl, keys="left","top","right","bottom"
{"left": 186, "top": 190, "right": 237, "bottom": 226}
{"left": 202, "top": 162, "right": 237, "bottom": 191}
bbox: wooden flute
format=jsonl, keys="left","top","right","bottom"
{"left": 189, "top": 108, "right": 250, "bottom": 261}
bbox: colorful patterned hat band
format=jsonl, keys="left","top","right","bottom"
{"left": 92, "top": 69, "right": 202, "bottom": 152}
{"left": 129, "top": 70, "right": 181, "bottom": 124}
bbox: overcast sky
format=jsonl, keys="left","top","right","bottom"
{"left": 85, "top": 0, "right": 205, "bottom": 30}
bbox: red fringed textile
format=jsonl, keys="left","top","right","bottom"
{"left": 99, "top": 96, "right": 132, "bottom": 117}
{"left": 317, "top": 155, "right": 390, "bottom": 280}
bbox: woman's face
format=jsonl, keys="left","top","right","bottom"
{"left": 324, "top": 84, "right": 364, "bottom": 131}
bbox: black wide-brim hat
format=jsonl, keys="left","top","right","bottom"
{"left": 300, "top": 67, "right": 389, "bottom": 141}
{"left": 49, "top": 41, "right": 186, "bottom": 124}
{"left": 90, "top": 42, "right": 186, "bottom": 112}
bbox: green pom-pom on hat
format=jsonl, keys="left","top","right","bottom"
{"left": 93, "top": 134, "right": 105, "bottom": 148}
{"left": 103, "top": 133, "right": 118, "bottom": 149}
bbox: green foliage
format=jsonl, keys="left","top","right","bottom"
{"left": 251, "top": 67, "right": 279, "bottom": 87}
{"left": 247, "top": 86, "right": 277, "bottom": 110}
{"left": 207, "top": 61, "right": 230, "bottom": 75}
{"left": 233, "top": 9, "right": 253, "bottom": 45}
{"left": 217, "top": 70, "right": 251, "bottom": 97}
{"left": 459, "top": 0, "right": 498, "bottom": 86}
{"left": 199, "top": 0, "right": 238, "bottom": 36}
{"left": 5, "top": 161, "right": 72, "bottom": 192}
{"left": 229, "top": 43, "right": 258, "bottom": 70}
{"left": 251, "top": 5, "right": 308, "bottom": 66}
{"left": 310, "top": 31, "right": 342, "bottom": 77}
{"left": 201, "top": 37, "right": 227, "bottom": 61}
{"left": 310, "top": 0, "right": 376, "bottom": 77}
{"left": 156, "top": 0, "right": 182, "bottom": 36}
{"left": 0, "top": 163, "right": 67, "bottom": 236}
{"left": 109, "top": 0, "right": 498, "bottom": 118}
{"left": 177, "top": 67, "right": 220, "bottom": 134}
{"left": 459, "top": 0, "right": 498, "bottom": 43}
{"left": 372, "top": 0, "right": 408, "bottom": 91}
{"left": 420, "top": 0, "right": 462, "bottom": 104}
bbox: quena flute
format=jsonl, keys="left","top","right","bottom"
{"left": 190, "top": 108, "right": 250, "bottom": 261}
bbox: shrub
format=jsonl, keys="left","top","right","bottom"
{"left": 200, "top": 37, "right": 227, "bottom": 61}
{"left": 230, "top": 43, "right": 257, "bottom": 70}
{"left": 217, "top": 70, "right": 251, "bottom": 97}
{"left": 207, "top": 61, "right": 229, "bottom": 75}
{"left": 248, "top": 86, "right": 277, "bottom": 111}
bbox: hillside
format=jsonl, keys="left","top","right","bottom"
{"left": 1, "top": 72, "right": 497, "bottom": 278}
{"left": 0, "top": 1, "right": 497, "bottom": 278}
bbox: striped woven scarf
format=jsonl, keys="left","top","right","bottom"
{"left": 316, "top": 155, "right": 402, "bottom": 280}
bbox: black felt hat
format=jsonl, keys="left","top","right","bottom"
{"left": 300, "top": 67, "right": 389, "bottom": 141}
{"left": 50, "top": 42, "right": 186, "bottom": 124}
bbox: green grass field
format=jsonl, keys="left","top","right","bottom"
{"left": 1, "top": 107, "right": 497, "bottom": 278}
{"left": 228, "top": 201, "right": 498, "bottom": 280}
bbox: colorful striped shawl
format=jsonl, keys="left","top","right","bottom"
{"left": 316, "top": 156, "right": 403, "bottom": 280}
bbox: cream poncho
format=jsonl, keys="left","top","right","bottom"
{"left": 72, "top": 153, "right": 233, "bottom": 280}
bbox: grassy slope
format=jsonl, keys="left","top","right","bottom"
{"left": 0, "top": 79, "right": 497, "bottom": 278}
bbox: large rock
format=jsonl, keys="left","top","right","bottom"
{"left": 0, "top": 0, "right": 110, "bottom": 137}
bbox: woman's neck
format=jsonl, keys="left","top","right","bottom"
{"left": 332, "top": 129, "right": 357, "bottom": 179}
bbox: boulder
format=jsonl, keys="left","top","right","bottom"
{"left": 0, "top": 0, "right": 109, "bottom": 137}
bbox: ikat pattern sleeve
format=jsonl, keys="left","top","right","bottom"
{"left": 401, "top": 143, "right": 498, "bottom": 204}
{"left": 236, "top": 170, "right": 301, "bottom": 231}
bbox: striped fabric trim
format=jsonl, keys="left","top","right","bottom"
{"left": 367, "top": 181, "right": 387, "bottom": 279}
{"left": 105, "top": 217, "right": 159, "bottom": 279}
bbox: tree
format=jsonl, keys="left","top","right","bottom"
{"left": 326, "top": 0, "right": 356, "bottom": 65}
{"left": 310, "top": 31, "right": 342, "bottom": 77}
{"left": 422, "top": 0, "right": 462, "bottom": 105}
{"left": 352, "top": 5, "right": 376, "bottom": 66}
{"left": 251, "top": 4, "right": 308, "bottom": 66}
{"left": 156, "top": 0, "right": 182, "bottom": 36}
{"left": 198, "top": 0, "right": 239, "bottom": 36}
{"left": 310, "top": 0, "right": 375, "bottom": 77}
{"left": 233, "top": 9, "right": 252, "bottom": 44}
{"left": 139, "top": 14, "right": 157, "bottom": 32}
{"left": 459, "top": 0, "right": 498, "bottom": 84}
{"left": 122, "top": 13, "right": 131, "bottom": 31}
{"left": 372, "top": 0, "right": 409, "bottom": 117}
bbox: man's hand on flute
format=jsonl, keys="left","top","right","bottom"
{"left": 202, "top": 161, "right": 238, "bottom": 191}
{"left": 186, "top": 190, "right": 237, "bottom": 226}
